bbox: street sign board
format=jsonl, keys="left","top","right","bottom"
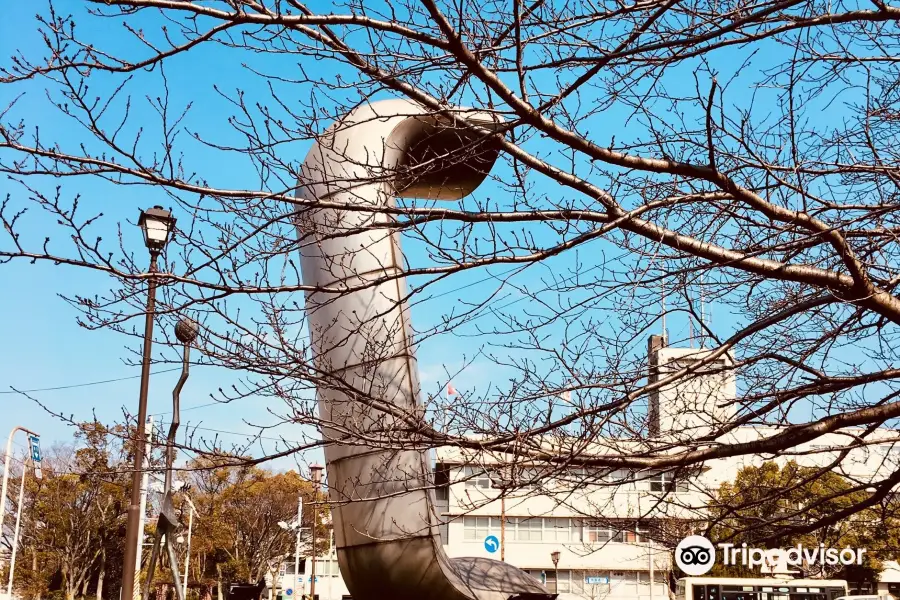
{"left": 285, "top": 589, "right": 293, "bottom": 596}
{"left": 585, "top": 576, "right": 609, "bottom": 585}
{"left": 484, "top": 535, "right": 499, "bottom": 553}
{"left": 28, "top": 435, "right": 42, "bottom": 480}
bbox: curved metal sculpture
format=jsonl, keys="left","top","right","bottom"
{"left": 296, "top": 99, "right": 555, "bottom": 600}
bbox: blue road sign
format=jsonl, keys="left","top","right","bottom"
{"left": 585, "top": 576, "right": 609, "bottom": 585}
{"left": 484, "top": 535, "right": 499, "bottom": 553}
{"left": 285, "top": 590, "right": 293, "bottom": 596}
{"left": 28, "top": 435, "right": 41, "bottom": 462}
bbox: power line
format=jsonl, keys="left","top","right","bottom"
{"left": 0, "top": 368, "right": 181, "bottom": 394}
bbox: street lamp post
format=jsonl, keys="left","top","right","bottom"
{"left": 121, "top": 206, "right": 177, "bottom": 600}
{"left": 550, "top": 551, "right": 560, "bottom": 594}
{"left": 309, "top": 465, "right": 323, "bottom": 600}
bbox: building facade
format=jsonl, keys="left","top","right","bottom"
{"left": 277, "top": 337, "right": 900, "bottom": 600}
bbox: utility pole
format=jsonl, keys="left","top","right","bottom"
{"left": 309, "top": 465, "right": 323, "bottom": 600}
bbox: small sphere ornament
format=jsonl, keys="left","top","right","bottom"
{"left": 174, "top": 318, "right": 199, "bottom": 344}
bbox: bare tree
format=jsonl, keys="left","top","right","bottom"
{"left": 2, "top": 0, "right": 900, "bottom": 538}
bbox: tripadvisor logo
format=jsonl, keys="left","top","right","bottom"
{"left": 675, "top": 536, "right": 867, "bottom": 576}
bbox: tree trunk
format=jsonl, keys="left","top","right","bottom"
{"left": 216, "top": 566, "right": 223, "bottom": 600}
{"left": 32, "top": 548, "right": 41, "bottom": 600}
{"left": 96, "top": 548, "right": 106, "bottom": 600}
{"left": 63, "top": 563, "right": 76, "bottom": 600}
{"left": 82, "top": 574, "right": 90, "bottom": 598}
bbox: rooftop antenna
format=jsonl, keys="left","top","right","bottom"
{"left": 699, "top": 272, "right": 705, "bottom": 349}
{"left": 661, "top": 278, "right": 667, "bottom": 344}
{"left": 689, "top": 317, "right": 695, "bottom": 349}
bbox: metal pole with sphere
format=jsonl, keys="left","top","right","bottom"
{"left": 143, "top": 319, "right": 199, "bottom": 600}
{"left": 122, "top": 206, "right": 177, "bottom": 600}
{"left": 140, "top": 317, "right": 197, "bottom": 600}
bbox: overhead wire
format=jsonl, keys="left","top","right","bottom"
{"left": 0, "top": 368, "right": 181, "bottom": 394}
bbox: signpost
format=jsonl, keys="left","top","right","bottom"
{"left": 28, "top": 435, "right": 42, "bottom": 480}
{"left": 0, "top": 425, "right": 40, "bottom": 576}
{"left": 586, "top": 576, "right": 610, "bottom": 585}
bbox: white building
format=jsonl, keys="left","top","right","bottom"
{"left": 283, "top": 336, "right": 900, "bottom": 599}
{"left": 273, "top": 545, "right": 350, "bottom": 600}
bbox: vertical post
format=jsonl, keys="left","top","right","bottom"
{"left": 0, "top": 426, "right": 38, "bottom": 574}
{"left": 550, "top": 551, "right": 560, "bottom": 595}
{"left": 327, "top": 532, "right": 334, "bottom": 600}
{"left": 135, "top": 416, "right": 154, "bottom": 591}
{"left": 121, "top": 254, "right": 159, "bottom": 600}
{"left": 295, "top": 496, "right": 302, "bottom": 597}
{"left": 500, "top": 496, "right": 505, "bottom": 562}
{"left": 310, "top": 508, "right": 317, "bottom": 600}
{"left": 183, "top": 505, "right": 193, "bottom": 599}
{"left": 6, "top": 463, "right": 27, "bottom": 598}
{"left": 309, "top": 466, "right": 322, "bottom": 600}
{"left": 649, "top": 535, "right": 654, "bottom": 600}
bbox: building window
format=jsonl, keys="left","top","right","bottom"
{"left": 463, "top": 516, "right": 500, "bottom": 540}
{"left": 434, "top": 466, "right": 450, "bottom": 501}
{"left": 518, "top": 517, "right": 544, "bottom": 541}
{"left": 585, "top": 522, "right": 651, "bottom": 544}
{"left": 461, "top": 466, "right": 492, "bottom": 489}
{"left": 282, "top": 561, "right": 306, "bottom": 575}
{"left": 557, "top": 570, "right": 571, "bottom": 593}
{"left": 586, "top": 523, "right": 624, "bottom": 543}
{"left": 525, "top": 570, "right": 546, "bottom": 585}
{"left": 544, "top": 517, "right": 571, "bottom": 542}
{"left": 650, "top": 471, "right": 689, "bottom": 492}
{"left": 612, "top": 571, "right": 638, "bottom": 595}
{"left": 313, "top": 560, "right": 340, "bottom": 577}
{"left": 570, "top": 519, "right": 584, "bottom": 542}
{"left": 624, "top": 522, "right": 649, "bottom": 543}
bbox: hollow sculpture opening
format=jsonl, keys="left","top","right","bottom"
{"left": 296, "top": 99, "right": 557, "bottom": 600}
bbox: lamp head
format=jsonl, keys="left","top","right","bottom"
{"left": 175, "top": 318, "right": 200, "bottom": 344}
{"left": 138, "top": 205, "right": 176, "bottom": 255}
{"left": 550, "top": 550, "right": 560, "bottom": 567}
{"left": 310, "top": 463, "right": 324, "bottom": 485}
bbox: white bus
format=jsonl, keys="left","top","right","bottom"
{"left": 676, "top": 578, "right": 849, "bottom": 600}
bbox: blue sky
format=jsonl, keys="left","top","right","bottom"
{"left": 0, "top": 0, "right": 880, "bottom": 469}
